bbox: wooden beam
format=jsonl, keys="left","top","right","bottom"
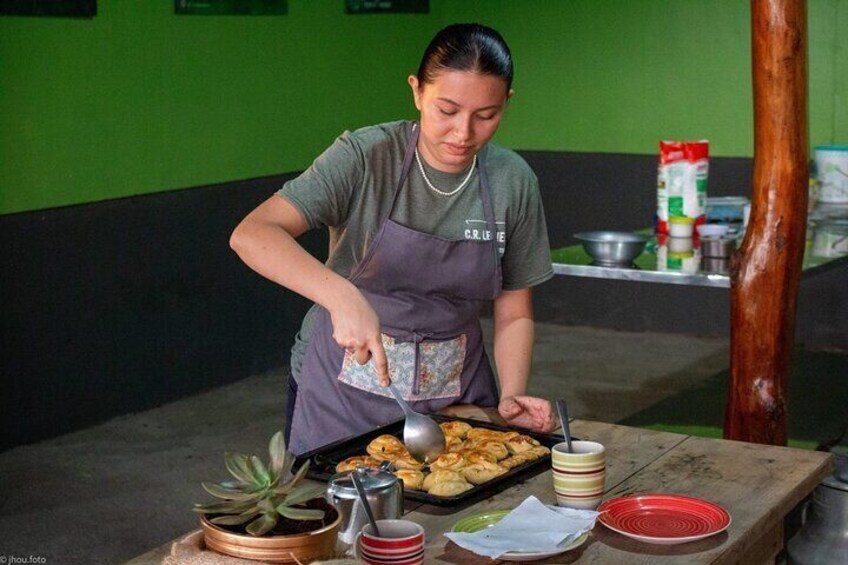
{"left": 725, "top": 0, "right": 809, "bottom": 444}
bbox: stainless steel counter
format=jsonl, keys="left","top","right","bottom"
{"left": 551, "top": 233, "right": 848, "bottom": 289}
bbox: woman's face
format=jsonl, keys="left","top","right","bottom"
{"left": 409, "top": 70, "right": 512, "bottom": 173}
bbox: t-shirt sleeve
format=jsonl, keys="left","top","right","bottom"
{"left": 501, "top": 170, "right": 554, "bottom": 290}
{"left": 276, "top": 131, "right": 364, "bottom": 230}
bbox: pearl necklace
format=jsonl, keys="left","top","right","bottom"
{"left": 414, "top": 149, "right": 477, "bottom": 197}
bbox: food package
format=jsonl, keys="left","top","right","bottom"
{"left": 656, "top": 140, "right": 709, "bottom": 234}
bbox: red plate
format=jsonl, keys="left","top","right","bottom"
{"left": 598, "top": 494, "right": 731, "bottom": 545}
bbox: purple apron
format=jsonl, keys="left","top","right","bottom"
{"left": 288, "top": 123, "right": 502, "bottom": 455}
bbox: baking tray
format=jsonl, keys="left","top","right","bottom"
{"left": 295, "top": 414, "right": 567, "bottom": 507}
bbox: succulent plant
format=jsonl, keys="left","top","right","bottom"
{"left": 194, "top": 431, "right": 328, "bottom": 536}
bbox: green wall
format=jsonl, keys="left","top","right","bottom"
{"left": 0, "top": 1, "right": 436, "bottom": 214}
{"left": 2, "top": 0, "right": 846, "bottom": 214}
{"left": 447, "top": 0, "right": 847, "bottom": 157}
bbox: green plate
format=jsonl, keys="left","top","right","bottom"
{"left": 450, "top": 511, "right": 590, "bottom": 561}
{"left": 451, "top": 510, "right": 511, "bottom": 533}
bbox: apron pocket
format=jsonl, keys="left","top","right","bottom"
{"left": 338, "top": 333, "right": 466, "bottom": 401}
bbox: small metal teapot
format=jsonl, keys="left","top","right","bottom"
{"left": 326, "top": 466, "right": 404, "bottom": 545}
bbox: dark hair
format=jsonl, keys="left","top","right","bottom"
{"left": 416, "top": 23, "right": 513, "bottom": 91}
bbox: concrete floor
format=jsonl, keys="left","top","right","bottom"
{"left": 0, "top": 322, "right": 739, "bottom": 564}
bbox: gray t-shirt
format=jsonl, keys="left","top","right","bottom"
{"left": 278, "top": 120, "right": 553, "bottom": 376}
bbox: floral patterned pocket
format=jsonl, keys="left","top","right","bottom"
{"left": 338, "top": 333, "right": 466, "bottom": 401}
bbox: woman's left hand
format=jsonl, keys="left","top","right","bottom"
{"left": 498, "top": 396, "right": 556, "bottom": 433}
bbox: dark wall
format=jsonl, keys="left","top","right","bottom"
{"left": 1, "top": 176, "right": 326, "bottom": 451}
{"left": 2, "top": 152, "right": 845, "bottom": 450}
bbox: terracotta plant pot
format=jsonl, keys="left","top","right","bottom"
{"left": 200, "top": 504, "right": 341, "bottom": 564}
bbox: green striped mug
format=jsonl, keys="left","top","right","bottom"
{"left": 551, "top": 441, "right": 606, "bottom": 510}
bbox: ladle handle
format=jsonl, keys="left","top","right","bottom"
{"left": 351, "top": 471, "right": 381, "bottom": 538}
{"left": 387, "top": 382, "right": 414, "bottom": 417}
{"left": 555, "top": 399, "right": 573, "bottom": 453}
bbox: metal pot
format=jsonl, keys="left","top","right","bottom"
{"left": 701, "top": 256, "right": 731, "bottom": 274}
{"left": 700, "top": 236, "right": 736, "bottom": 258}
{"left": 787, "top": 460, "right": 848, "bottom": 565}
{"left": 326, "top": 466, "right": 403, "bottom": 545}
{"left": 811, "top": 219, "right": 848, "bottom": 257}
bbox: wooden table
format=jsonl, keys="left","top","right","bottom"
{"left": 125, "top": 411, "right": 832, "bottom": 565}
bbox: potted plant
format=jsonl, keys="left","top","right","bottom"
{"left": 194, "top": 431, "right": 341, "bottom": 563}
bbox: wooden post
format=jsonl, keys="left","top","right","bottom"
{"left": 724, "top": 0, "right": 808, "bottom": 445}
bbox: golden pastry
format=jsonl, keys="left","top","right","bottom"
{"left": 523, "top": 445, "right": 551, "bottom": 460}
{"left": 390, "top": 453, "right": 425, "bottom": 471}
{"left": 466, "top": 427, "right": 504, "bottom": 441}
{"left": 427, "top": 479, "right": 473, "bottom": 497}
{"left": 504, "top": 434, "right": 539, "bottom": 455}
{"left": 499, "top": 454, "right": 529, "bottom": 470}
{"left": 422, "top": 470, "right": 465, "bottom": 492}
{"left": 440, "top": 420, "right": 473, "bottom": 439}
{"left": 462, "top": 461, "right": 508, "bottom": 485}
{"left": 335, "top": 455, "right": 381, "bottom": 473}
{"left": 456, "top": 448, "right": 498, "bottom": 465}
{"left": 445, "top": 435, "right": 464, "bottom": 452}
{"left": 366, "top": 434, "right": 407, "bottom": 460}
{"left": 394, "top": 469, "right": 425, "bottom": 491}
{"left": 470, "top": 438, "right": 509, "bottom": 461}
{"left": 429, "top": 452, "right": 466, "bottom": 472}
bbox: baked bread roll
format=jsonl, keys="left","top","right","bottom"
{"left": 468, "top": 438, "right": 509, "bottom": 461}
{"left": 462, "top": 461, "right": 508, "bottom": 485}
{"left": 523, "top": 445, "right": 551, "bottom": 460}
{"left": 390, "top": 453, "right": 425, "bottom": 471}
{"left": 394, "top": 469, "right": 425, "bottom": 491}
{"left": 499, "top": 454, "right": 529, "bottom": 470}
{"left": 366, "top": 434, "right": 407, "bottom": 460}
{"left": 427, "top": 479, "right": 473, "bottom": 497}
{"left": 466, "top": 427, "right": 504, "bottom": 441}
{"left": 440, "top": 421, "right": 473, "bottom": 439}
{"left": 422, "top": 470, "right": 465, "bottom": 492}
{"left": 335, "top": 455, "right": 381, "bottom": 473}
{"left": 444, "top": 435, "right": 464, "bottom": 452}
{"left": 429, "top": 452, "right": 466, "bottom": 472}
{"left": 504, "top": 434, "right": 539, "bottom": 455}
{"left": 456, "top": 448, "right": 498, "bottom": 465}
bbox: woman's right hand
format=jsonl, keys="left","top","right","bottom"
{"left": 328, "top": 288, "right": 390, "bottom": 386}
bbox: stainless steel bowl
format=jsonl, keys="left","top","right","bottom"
{"left": 574, "top": 231, "right": 648, "bottom": 266}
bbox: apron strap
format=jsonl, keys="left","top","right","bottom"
{"left": 477, "top": 152, "right": 503, "bottom": 297}
{"left": 388, "top": 122, "right": 420, "bottom": 214}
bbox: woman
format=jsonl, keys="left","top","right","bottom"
{"left": 230, "top": 23, "right": 556, "bottom": 455}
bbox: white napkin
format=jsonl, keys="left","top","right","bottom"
{"left": 444, "top": 496, "right": 598, "bottom": 559}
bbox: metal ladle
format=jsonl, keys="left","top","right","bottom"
{"left": 387, "top": 382, "right": 445, "bottom": 463}
{"left": 555, "top": 398, "right": 573, "bottom": 453}
{"left": 350, "top": 470, "right": 380, "bottom": 537}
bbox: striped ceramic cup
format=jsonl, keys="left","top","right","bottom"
{"left": 356, "top": 519, "right": 425, "bottom": 565}
{"left": 551, "top": 441, "right": 606, "bottom": 509}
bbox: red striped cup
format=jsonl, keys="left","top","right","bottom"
{"left": 356, "top": 519, "right": 425, "bottom": 565}
{"left": 551, "top": 440, "right": 606, "bottom": 509}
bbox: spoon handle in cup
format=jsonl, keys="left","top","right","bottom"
{"left": 351, "top": 471, "right": 381, "bottom": 538}
{"left": 555, "top": 399, "right": 573, "bottom": 453}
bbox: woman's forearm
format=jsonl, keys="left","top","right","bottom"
{"left": 492, "top": 288, "right": 535, "bottom": 399}
{"left": 231, "top": 195, "right": 388, "bottom": 377}
{"left": 229, "top": 196, "right": 357, "bottom": 313}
